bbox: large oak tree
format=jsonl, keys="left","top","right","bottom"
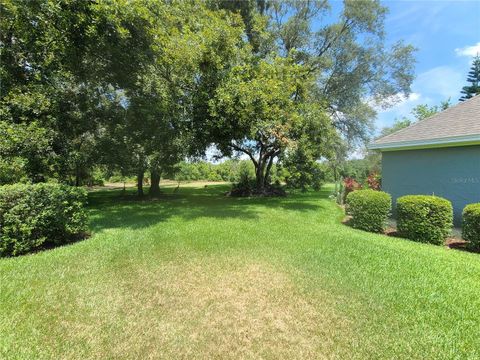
{"left": 198, "top": 0, "right": 416, "bottom": 192}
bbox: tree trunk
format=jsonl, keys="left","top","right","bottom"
{"left": 137, "top": 171, "right": 144, "bottom": 197}
{"left": 254, "top": 162, "right": 265, "bottom": 193}
{"left": 149, "top": 168, "right": 161, "bottom": 197}
{"left": 229, "top": 143, "right": 281, "bottom": 195}
{"left": 254, "top": 154, "right": 273, "bottom": 193}
{"left": 264, "top": 153, "right": 276, "bottom": 186}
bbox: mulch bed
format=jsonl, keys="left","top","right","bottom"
{"left": 342, "top": 215, "right": 475, "bottom": 252}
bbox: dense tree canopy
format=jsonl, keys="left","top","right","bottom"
{"left": 198, "top": 0, "right": 416, "bottom": 191}
{"left": 1, "top": 0, "right": 417, "bottom": 195}
{"left": 265, "top": 0, "right": 416, "bottom": 141}
{"left": 208, "top": 57, "right": 335, "bottom": 192}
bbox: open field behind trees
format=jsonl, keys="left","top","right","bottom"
{"left": 1, "top": 183, "right": 479, "bottom": 359}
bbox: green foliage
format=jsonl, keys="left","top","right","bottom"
{"left": 0, "top": 121, "right": 54, "bottom": 184}
{"left": 462, "top": 203, "right": 480, "bottom": 250}
{"left": 174, "top": 162, "right": 202, "bottom": 182}
{"left": 0, "top": 183, "right": 88, "bottom": 257}
{"left": 411, "top": 100, "right": 450, "bottom": 120}
{"left": 0, "top": 157, "right": 27, "bottom": 185}
{"left": 173, "top": 160, "right": 256, "bottom": 184}
{"left": 346, "top": 190, "right": 391, "bottom": 233}
{"left": 108, "top": 174, "right": 136, "bottom": 184}
{"left": 236, "top": 161, "right": 256, "bottom": 184}
{"left": 379, "top": 100, "right": 450, "bottom": 138}
{"left": 340, "top": 159, "right": 372, "bottom": 184}
{"left": 379, "top": 118, "right": 412, "bottom": 138}
{"left": 88, "top": 168, "right": 106, "bottom": 187}
{"left": 229, "top": 170, "right": 257, "bottom": 197}
{"left": 283, "top": 160, "right": 325, "bottom": 191}
{"left": 281, "top": 126, "right": 332, "bottom": 191}
{"left": 1, "top": 0, "right": 416, "bottom": 197}
{"left": 459, "top": 55, "right": 480, "bottom": 101}
{"left": 397, "top": 195, "right": 453, "bottom": 245}
{"left": 1, "top": 0, "right": 246, "bottom": 193}
{"left": 263, "top": 1, "right": 416, "bottom": 143}
{"left": 208, "top": 56, "right": 336, "bottom": 192}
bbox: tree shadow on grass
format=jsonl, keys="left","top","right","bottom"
{"left": 88, "top": 184, "right": 329, "bottom": 233}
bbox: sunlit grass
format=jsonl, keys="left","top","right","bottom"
{"left": 1, "top": 183, "right": 479, "bottom": 359}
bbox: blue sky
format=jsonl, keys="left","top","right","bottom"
{"left": 368, "top": 0, "right": 480, "bottom": 131}
{"left": 210, "top": 1, "right": 480, "bottom": 162}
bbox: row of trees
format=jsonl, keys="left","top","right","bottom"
{"left": 1, "top": 0, "right": 416, "bottom": 196}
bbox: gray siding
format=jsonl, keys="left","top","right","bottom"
{"left": 382, "top": 145, "right": 480, "bottom": 225}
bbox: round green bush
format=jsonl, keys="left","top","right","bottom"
{"left": 462, "top": 203, "right": 480, "bottom": 250}
{"left": 346, "top": 190, "right": 391, "bottom": 233}
{"left": 0, "top": 183, "right": 88, "bottom": 257}
{"left": 396, "top": 195, "right": 452, "bottom": 245}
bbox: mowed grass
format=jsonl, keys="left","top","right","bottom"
{"left": 1, "top": 183, "right": 480, "bottom": 359}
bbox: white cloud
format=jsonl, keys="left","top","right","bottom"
{"left": 406, "top": 92, "right": 421, "bottom": 102}
{"left": 368, "top": 92, "right": 421, "bottom": 113}
{"left": 374, "top": 65, "right": 464, "bottom": 132}
{"left": 414, "top": 66, "right": 463, "bottom": 100}
{"left": 388, "top": 91, "right": 421, "bottom": 105}
{"left": 374, "top": 92, "right": 423, "bottom": 129}
{"left": 455, "top": 42, "right": 480, "bottom": 57}
{"left": 386, "top": 2, "right": 448, "bottom": 29}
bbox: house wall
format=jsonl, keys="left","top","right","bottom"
{"left": 382, "top": 145, "right": 480, "bottom": 225}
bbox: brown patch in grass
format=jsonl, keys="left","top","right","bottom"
{"left": 58, "top": 259, "right": 351, "bottom": 359}
{"left": 341, "top": 215, "right": 352, "bottom": 226}
{"left": 384, "top": 227, "right": 399, "bottom": 237}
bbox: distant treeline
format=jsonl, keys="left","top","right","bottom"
{"left": 102, "top": 158, "right": 379, "bottom": 190}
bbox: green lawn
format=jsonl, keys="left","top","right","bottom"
{"left": 1, "top": 184, "right": 480, "bottom": 359}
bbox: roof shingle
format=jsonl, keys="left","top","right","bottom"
{"left": 371, "top": 94, "right": 480, "bottom": 149}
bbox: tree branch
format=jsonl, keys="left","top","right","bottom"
{"left": 264, "top": 149, "right": 280, "bottom": 185}
{"left": 306, "top": 18, "right": 354, "bottom": 75}
{"left": 230, "top": 142, "right": 258, "bottom": 167}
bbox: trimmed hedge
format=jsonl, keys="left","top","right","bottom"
{"left": 0, "top": 183, "right": 88, "bottom": 257}
{"left": 397, "top": 195, "right": 452, "bottom": 245}
{"left": 346, "top": 190, "right": 391, "bottom": 233}
{"left": 462, "top": 203, "right": 480, "bottom": 250}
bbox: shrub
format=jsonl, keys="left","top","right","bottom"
{"left": 346, "top": 190, "right": 391, "bottom": 233}
{"left": 462, "top": 203, "right": 480, "bottom": 250}
{"left": 396, "top": 195, "right": 452, "bottom": 245}
{"left": 0, "top": 183, "right": 88, "bottom": 257}
{"left": 343, "top": 177, "right": 361, "bottom": 203}
{"left": 367, "top": 172, "right": 381, "bottom": 191}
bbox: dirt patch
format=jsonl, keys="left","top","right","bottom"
{"left": 341, "top": 215, "right": 352, "bottom": 226}
{"left": 445, "top": 237, "right": 476, "bottom": 252}
{"left": 61, "top": 259, "right": 351, "bottom": 359}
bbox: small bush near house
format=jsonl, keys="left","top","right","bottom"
{"left": 462, "top": 203, "right": 480, "bottom": 250}
{"left": 343, "top": 177, "right": 361, "bottom": 203}
{"left": 367, "top": 172, "right": 381, "bottom": 191}
{"left": 0, "top": 183, "right": 88, "bottom": 257}
{"left": 397, "top": 195, "right": 452, "bottom": 245}
{"left": 346, "top": 190, "right": 391, "bottom": 233}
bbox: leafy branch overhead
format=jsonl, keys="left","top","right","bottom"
{"left": 208, "top": 57, "right": 336, "bottom": 192}
{"left": 1, "top": 0, "right": 416, "bottom": 194}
